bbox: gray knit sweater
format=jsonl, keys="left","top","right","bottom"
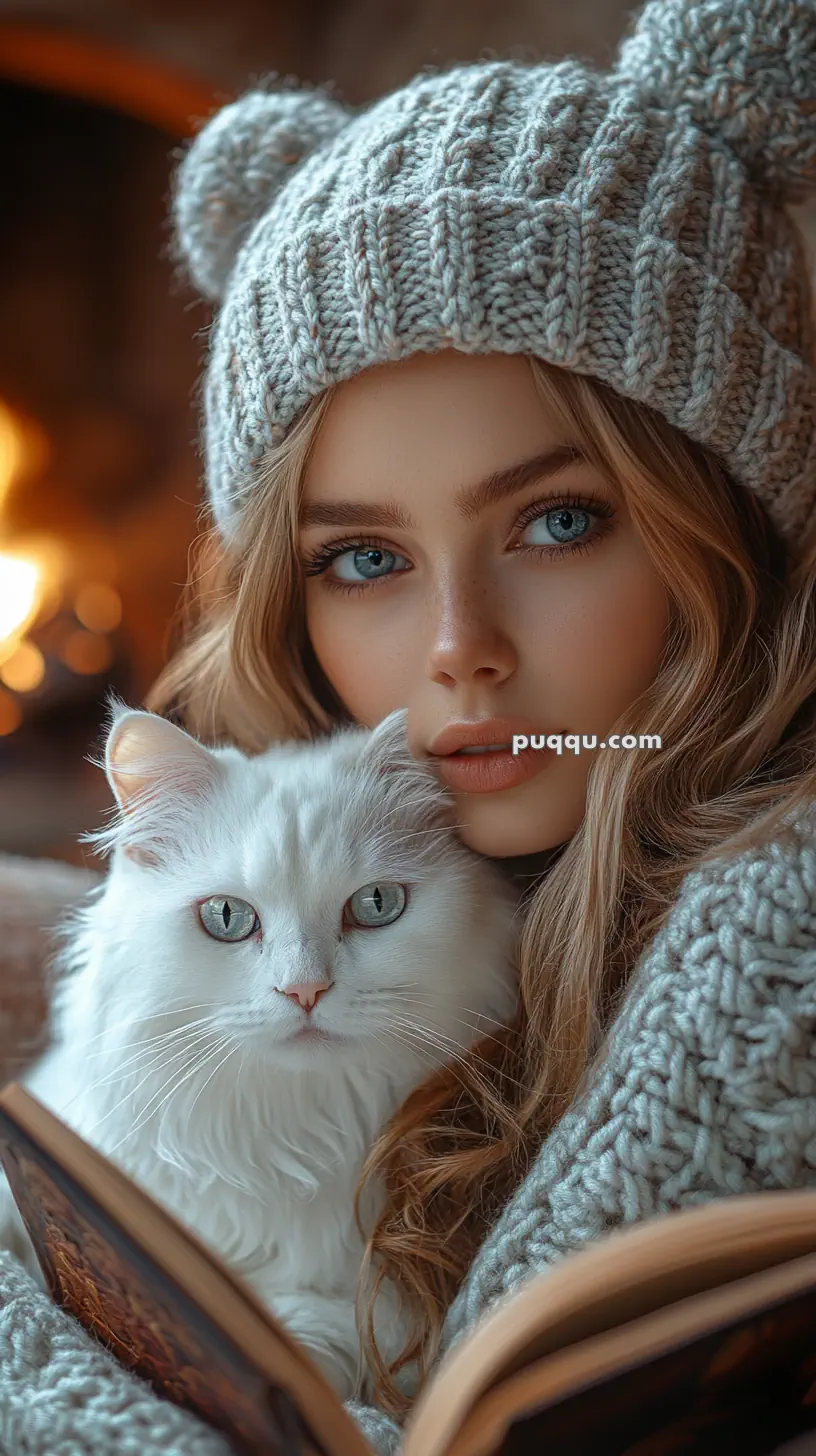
{"left": 1, "top": 815, "right": 816, "bottom": 1456}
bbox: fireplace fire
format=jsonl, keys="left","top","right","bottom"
{"left": 0, "top": 398, "right": 125, "bottom": 740}
{"left": 0, "top": 403, "right": 48, "bottom": 648}
{"left": 0, "top": 30, "right": 215, "bottom": 859}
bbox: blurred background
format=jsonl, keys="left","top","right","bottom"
{"left": 0, "top": 0, "right": 814, "bottom": 866}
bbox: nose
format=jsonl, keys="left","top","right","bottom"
{"left": 276, "top": 981, "right": 332, "bottom": 1011}
{"left": 426, "top": 580, "right": 517, "bottom": 688}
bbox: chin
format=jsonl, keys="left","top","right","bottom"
{"left": 264, "top": 1028, "right": 360, "bottom": 1066}
{"left": 454, "top": 791, "right": 583, "bottom": 858}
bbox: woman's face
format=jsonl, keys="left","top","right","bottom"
{"left": 300, "top": 350, "right": 670, "bottom": 857}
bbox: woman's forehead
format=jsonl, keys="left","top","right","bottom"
{"left": 301, "top": 350, "right": 571, "bottom": 501}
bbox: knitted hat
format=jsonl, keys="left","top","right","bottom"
{"left": 173, "top": 0, "right": 816, "bottom": 551}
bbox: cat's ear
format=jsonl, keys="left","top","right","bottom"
{"left": 358, "top": 708, "right": 447, "bottom": 788}
{"left": 357, "top": 709, "right": 452, "bottom": 830}
{"left": 358, "top": 709, "right": 413, "bottom": 774}
{"left": 84, "top": 695, "right": 223, "bottom": 866}
{"left": 105, "top": 707, "right": 220, "bottom": 809}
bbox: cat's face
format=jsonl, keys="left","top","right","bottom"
{"left": 88, "top": 703, "right": 519, "bottom": 1080}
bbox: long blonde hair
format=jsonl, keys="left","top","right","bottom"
{"left": 146, "top": 356, "right": 816, "bottom": 1415}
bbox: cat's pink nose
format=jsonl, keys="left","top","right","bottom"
{"left": 277, "top": 981, "right": 331, "bottom": 1012}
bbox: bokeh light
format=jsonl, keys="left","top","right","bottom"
{"left": 0, "top": 640, "right": 46, "bottom": 693}
{"left": 60, "top": 629, "right": 114, "bottom": 675}
{"left": 74, "top": 582, "right": 122, "bottom": 633}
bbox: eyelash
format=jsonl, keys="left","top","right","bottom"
{"left": 301, "top": 493, "right": 616, "bottom": 596}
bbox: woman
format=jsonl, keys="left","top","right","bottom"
{"left": 1, "top": 0, "right": 815, "bottom": 1451}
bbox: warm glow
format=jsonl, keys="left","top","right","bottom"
{"left": 0, "top": 539, "right": 67, "bottom": 662}
{"left": 0, "top": 404, "right": 25, "bottom": 513}
{"left": 0, "top": 689, "right": 22, "bottom": 736}
{"left": 60, "top": 629, "right": 113, "bottom": 676}
{"left": 0, "top": 400, "right": 56, "bottom": 662}
{"left": 74, "top": 582, "right": 122, "bottom": 633}
{"left": 0, "top": 553, "right": 42, "bottom": 655}
{"left": 0, "top": 401, "right": 49, "bottom": 514}
{"left": 0, "top": 639, "right": 45, "bottom": 693}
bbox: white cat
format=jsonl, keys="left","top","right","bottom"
{"left": 0, "top": 700, "right": 518, "bottom": 1400}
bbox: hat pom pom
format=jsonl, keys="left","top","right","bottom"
{"left": 173, "top": 78, "right": 352, "bottom": 302}
{"left": 615, "top": 0, "right": 816, "bottom": 201}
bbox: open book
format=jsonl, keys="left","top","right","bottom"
{"left": 2, "top": 1082, "right": 816, "bottom": 1456}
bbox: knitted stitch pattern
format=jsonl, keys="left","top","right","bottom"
{"left": 1, "top": 813, "right": 816, "bottom": 1456}
{"left": 173, "top": 0, "right": 816, "bottom": 550}
{"left": 444, "top": 812, "right": 816, "bottom": 1347}
{"left": 0, "top": 1250, "right": 231, "bottom": 1456}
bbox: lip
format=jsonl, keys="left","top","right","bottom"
{"left": 429, "top": 717, "right": 542, "bottom": 756}
{"left": 428, "top": 717, "right": 554, "bottom": 796}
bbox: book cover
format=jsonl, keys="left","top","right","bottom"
{"left": 497, "top": 1273, "right": 816, "bottom": 1456}
{"left": 0, "top": 1126, "right": 328, "bottom": 1456}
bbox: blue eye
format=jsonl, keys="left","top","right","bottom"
{"left": 523, "top": 507, "right": 592, "bottom": 547}
{"left": 333, "top": 547, "right": 409, "bottom": 581}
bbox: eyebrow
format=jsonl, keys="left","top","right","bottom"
{"left": 298, "top": 444, "right": 587, "bottom": 529}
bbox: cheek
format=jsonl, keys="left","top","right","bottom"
{"left": 526, "top": 540, "right": 669, "bottom": 723}
{"left": 305, "top": 589, "right": 419, "bottom": 724}
{"left": 583, "top": 581, "right": 668, "bottom": 705}
{"left": 165, "top": 925, "right": 233, "bottom": 1001}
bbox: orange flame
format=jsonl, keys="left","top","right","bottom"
{"left": 0, "top": 401, "right": 54, "bottom": 663}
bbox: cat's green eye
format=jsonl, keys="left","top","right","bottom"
{"left": 198, "top": 896, "right": 259, "bottom": 942}
{"left": 346, "top": 882, "right": 407, "bottom": 928}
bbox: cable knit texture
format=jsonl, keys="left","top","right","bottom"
{"left": 2, "top": 815, "right": 816, "bottom": 1453}
{"left": 172, "top": 0, "right": 816, "bottom": 549}
{"left": 443, "top": 814, "right": 816, "bottom": 1347}
{"left": 0, "top": 1251, "right": 231, "bottom": 1455}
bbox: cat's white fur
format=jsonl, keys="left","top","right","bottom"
{"left": 0, "top": 701, "right": 518, "bottom": 1400}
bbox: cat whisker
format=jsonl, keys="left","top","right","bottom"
{"left": 76, "top": 1022, "right": 218, "bottom": 1090}
{"left": 361, "top": 793, "right": 446, "bottom": 842}
{"left": 383, "top": 1013, "right": 518, "bottom": 1085}
{"left": 231, "top": 1047, "right": 256, "bottom": 1133}
{"left": 369, "top": 822, "right": 467, "bottom": 850}
{"left": 362, "top": 980, "right": 422, "bottom": 995}
{"left": 363, "top": 1028, "right": 421, "bottom": 1072}
{"left": 103, "top": 1035, "right": 228, "bottom": 1154}
{"left": 354, "top": 787, "right": 438, "bottom": 835}
{"left": 384, "top": 995, "right": 517, "bottom": 1050}
{"left": 379, "top": 1026, "right": 448, "bottom": 1073}
{"left": 76, "top": 1039, "right": 221, "bottom": 1115}
{"left": 387, "top": 992, "right": 512, "bottom": 1032}
{"left": 183, "top": 1038, "right": 240, "bottom": 1125}
{"left": 55, "top": 1040, "right": 180, "bottom": 1113}
{"left": 394, "top": 820, "right": 474, "bottom": 847}
{"left": 75, "top": 1001, "right": 221, "bottom": 1048}
{"left": 382, "top": 1008, "right": 528, "bottom": 1093}
{"left": 384, "top": 1025, "right": 501, "bottom": 1094}
{"left": 382, "top": 1017, "right": 470, "bottom": 1067}
{"left": 386, "top": 1011, "right": 466, "bottom": 1046}
{"left": 82, "top": 1016, "right": 220, "bottom": 1063}
{"left": 73, "top": 1027, "right": 219, "bottom": 1122}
